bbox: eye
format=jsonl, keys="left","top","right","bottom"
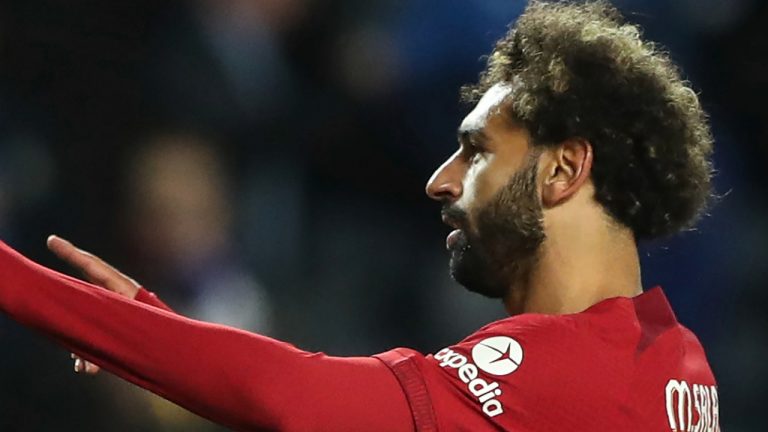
{"left": 469, "top": 150, "right": 483, "bottom": 165}
{"left": 466, "top": 142, "right": 485, "bottom": 164}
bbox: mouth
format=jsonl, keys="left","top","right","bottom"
{"left": 441, "top": 211, "right": 465, "bottom": 250}
{"left": 441, "top": 211, "right": 461, "bottom": 230}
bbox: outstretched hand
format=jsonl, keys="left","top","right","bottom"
{"left": 47, "top": 235, "right": 141, "bottom": 374}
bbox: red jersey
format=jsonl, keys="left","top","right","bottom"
{"left": 375, "top": 287, "right": 720, "bottom": 431}
{"left": 0, "top": 241, "right": 719, "bottom": 431}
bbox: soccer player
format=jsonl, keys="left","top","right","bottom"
{"left": 0, "top": 1, "right": 719, "bottom": 431}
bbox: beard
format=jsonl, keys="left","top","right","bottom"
{"left": 444, "top": 154, "right": 545, "bottom": 299}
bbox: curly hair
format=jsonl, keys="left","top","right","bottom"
{"left": 462, "top": 0, "right": 714, "bottom": 240}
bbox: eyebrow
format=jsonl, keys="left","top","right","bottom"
{"left": 457, "top": 129, "right": 488, "bottom": 146}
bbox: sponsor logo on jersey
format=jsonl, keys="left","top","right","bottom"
{"left": 433, "top": 336, "right": 524, "bottom": 419}
{"left": 665, "top": 379, "right": 720, "bottom": 432}
{"left": 471, "top": 336, "right": 523, "bottom": 376}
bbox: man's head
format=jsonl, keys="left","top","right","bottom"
{"left": 426, "top": 1, "right": 714, "bottom": 298}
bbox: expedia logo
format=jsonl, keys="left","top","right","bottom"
{"left": 433, "top": 336, "right": 524, "bottom": 418}
{"left": 472, "top": 336, "right": 523, "bottom": 376}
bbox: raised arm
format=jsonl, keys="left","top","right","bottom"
{"left": 0, "top": 240, "right": 414, "bottom": 432}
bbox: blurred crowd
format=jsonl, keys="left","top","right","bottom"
{"left": 0, "top": 0, "right": 765, "bottom": 430}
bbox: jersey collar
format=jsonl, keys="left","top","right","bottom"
{"left": 631, "top": 285, "right": 678, "bottom": 327}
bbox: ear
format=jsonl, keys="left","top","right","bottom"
{"left": 540, "top": 138, "right": 593, "bottom": 208}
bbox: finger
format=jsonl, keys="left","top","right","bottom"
{"left": 72, "top": 354, "right": 101, "bottom": 375}
{"left": 47, "top": 235, "right": 140, "bottom": 298}
{"left": 84, "top": 361, "right": 100, "bottom": 375}
{"left": 47, "top": 235, "right": 97, "bottom": 275}
{"left": 48, "top": 235, "right": 112, "bottom": 286}
{"left": 47, "top": 235, "right": 116, "bottom": 286}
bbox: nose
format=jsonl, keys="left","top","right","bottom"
{"left": 426, "top": 150, "right": 463, "bottom": 202}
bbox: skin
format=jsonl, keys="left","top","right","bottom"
{"left": 49, "top": 83, "right": 643, "bottom": 374}
{"left": 426, "top": 84, "right": 643, "bottom": 315}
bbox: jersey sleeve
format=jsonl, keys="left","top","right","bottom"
{"left": 134, "top": 287, "right": 174, "bottom": 312}
{"left": 0, "top": 241, "right": 414, "bottom": 432}
{"left": 374, "top": 316, "right": 582, "bottom": 431}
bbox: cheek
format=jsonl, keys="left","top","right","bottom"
{"left": 456, "top": 155, "right": 496, "bottom": 214}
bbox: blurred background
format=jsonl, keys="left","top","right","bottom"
{"left": 0, "top": 0, "right": 764, "bottom": 430}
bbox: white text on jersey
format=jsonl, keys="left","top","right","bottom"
{"left": 434, "top": 347, "right": 504, "bottom": 418}
{"left": 665, "top": 379, "right": 720, "bottom": 432}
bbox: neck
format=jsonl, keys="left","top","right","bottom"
{"left": 503, "top": 212, "right": 643, "bottom": 316}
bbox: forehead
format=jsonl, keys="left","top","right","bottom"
{"left": 459, "top": 83, "right": 514, "bottom": 132}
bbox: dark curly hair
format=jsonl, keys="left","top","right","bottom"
{"left": 462, "top": 0, "right": 714, "bottom": 240}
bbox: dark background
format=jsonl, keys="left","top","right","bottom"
{"left": 0, "top": 0, "right": 765, "bottom": 430}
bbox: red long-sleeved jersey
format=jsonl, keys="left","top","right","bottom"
{"left": 0, "top": 241, "right": 719, "bottom": 431}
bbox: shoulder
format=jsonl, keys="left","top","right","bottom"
{"left": 398, "top": 312, "right": 591, "bottom": 383}
{"left": 668, "top": 322, "right": 718, "bottom": 384}
{"left": 375, "top": 314, "right": 595, "bottom": 430}
{"left": 400, "top": 312, "right": 587, "bottom": 388}
{"left": 471, "top": 311, "right": 580, "bottom": 347}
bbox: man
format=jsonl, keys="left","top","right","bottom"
{"left": 0, "top": 1, "right": 719, "bottom": 431}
